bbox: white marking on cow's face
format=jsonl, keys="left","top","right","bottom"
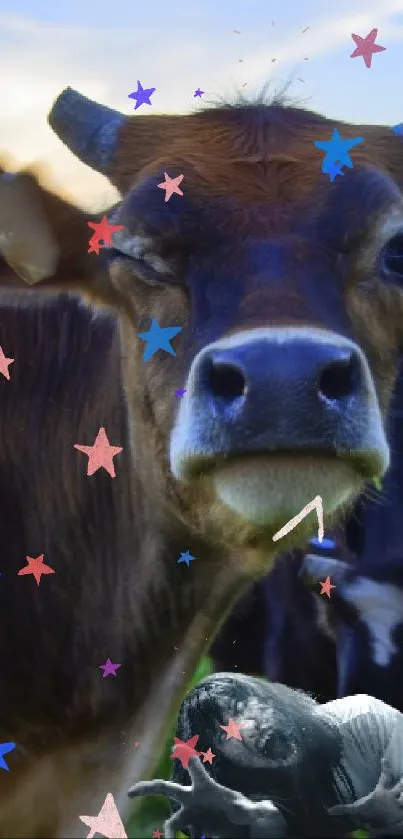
{"left": 340, "top": 577, "right": 403, "bottom": 667}
{"left": 170, "top": 326, "right": 389, "bottom": 531}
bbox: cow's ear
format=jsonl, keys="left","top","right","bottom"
{"left": 0, "top": 171, "right": 59, "bottom": 285}
{"left": 0, "top": 168, "right": 113, "bottom": 301}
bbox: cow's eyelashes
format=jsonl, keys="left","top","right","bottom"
{"left": 379, "top": 233, "right": 403, "bottom": 280}
{"left": 107, "top": 245, "right": 181, "bottom": 287}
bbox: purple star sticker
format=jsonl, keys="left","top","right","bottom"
{"left": 175, "top": 388, "right": 187, "bottom": 397}
{"left": 128, "top": 80, "right": 156, "bottom": 110}
{"left": 99, "top": 658, "right": 121, "bottom": 677}
{"left": 194, "top": 88, "right": 204, "bottom": 98}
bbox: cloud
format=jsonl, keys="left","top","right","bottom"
{"left": 1, "top": 1, "right": 403, "bottom": 207}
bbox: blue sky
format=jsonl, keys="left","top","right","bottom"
{"left": 1, "top": 0, "right": 403, "bottom": 207}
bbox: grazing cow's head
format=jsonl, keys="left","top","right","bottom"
{"left": 3, "top": 90, "right": 403, "bottom": 577}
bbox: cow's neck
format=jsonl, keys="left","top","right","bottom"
{"left": 127, "top": 541, "right": 251, "bottom": 773}
{"left": 60, "top": 530, "right": 258, "bottom": 837}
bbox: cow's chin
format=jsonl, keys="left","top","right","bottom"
{"left": 210, "top": 454, "right": 363, "bottom": 549}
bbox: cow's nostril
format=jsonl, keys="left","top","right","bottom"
{"left": 318, "top": 354, "right": 360, "bottom": 403}
{"left": 208, "top": 361, "right": 247, "bottom": 403}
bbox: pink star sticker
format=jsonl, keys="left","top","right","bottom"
{"left": 220, "top": 718, "right": 246, "bottom": 740}
{"left": 99, "top": 658, "right": 121, "bottom": 677}
{"left": 74, "top": 427, "right": 123, "bottom": 477}
{"left": 201, "top": 747, "right": 215, "bottom": 764}
{"left": 170, "top": 734, "right": 200, "bottom": 769}
{"left": 319, "top": 576, "right": 336, "bottom": 599}
{"left": 0, "top": 347, "right": 14, "bottom": 380}
{"left": 350, "top": 29, "right": 386, "bottom": 68}
{"left": 80, "top": 792, "right": 127, "bottom": 838}
{"left": 157, "top": 172, "right": 184, "bottom": 203}
{"left": 17, "top": 554, "right": 55, "bottom": 586}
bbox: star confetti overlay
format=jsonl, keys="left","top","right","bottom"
{"left": 0, "top": 742, "right": 16, "bottom": 771}
{"left": 138, "top": 319, "right": 182, "bottom": 361}
{"left": 326, "top": 161, "right": 345, "bottom": 183}
{"left": 79, "top": 793, "right": 127, "bottom": 838}
{"left": 74, "top": 427, "right": 123, "bottom": 478}
{"left": 350, "top": 29, "right": 386, "bottom": 69}
{"left": 201, "top": 747, "right": 215, "bottom": 764}
{"left": 170, "top": 734, "right": 200, "bottom": 769}
{"left": 99, "top": 658, "right": 121, "bottom": 678}
{"left": 87, "top": 216, "right": 124, "bottom": 255}
{"left": 0, "top": 347, "right": 14, "bottom": 380}
{"left": 128, "top": 80, "right": 156, "bottom": 110}
{"left": 157, "top": 172, "right": 184, "bottom": 202}
{"left": 314, "top": 129, "right": 364, "bottom": 179}
{"left": 17, "top": 554, "right": 55, "bottom": 586}
{"left": 194, "top": 88, "right": 204, "bottom": 98}
{"left": 220, "top": 718, "right": 246, "bottom": 740}
{"left": 177, "top": 550, "right": 195, "bottom": 568}
{"left": 175, "top": 388, "right": 187, "bottom": 397}
{"left": 320, "top": 576, "right": 336, "bottom": 598}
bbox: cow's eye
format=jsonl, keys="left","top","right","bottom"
{"left": 380, "top": 233, "right": 403, "bottom": 278}
{"left": 106, "top": 229, "right": 180, "bottom": 285}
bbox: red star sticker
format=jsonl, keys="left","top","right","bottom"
{"left": 87, "top": 215, "right": 124, "bottom": 254}
{"left": 0, "top": 347, "right": 14, "bottom": 380}
{"left": 17, "top": 554, "right": 55, "bottom": 586}
{"left": 350, "top": 29, "right": 386, "bottom": 69}
{"left": 170, "top": 734, "right": 200, "bottom": 769}
{"left": 74, "top": 427, "right": 123, "bottom": 477}
{"left": 152, "top": 831, "right": 163, "bottom": 838}
{"left": 220, "top": 718, "right": 246, "bottom": 740}
{"left": 201, "top": 747, "right": 215, "bottom": 764}
{"left": 157, "top": 173, "right": 184, "bottom": 203}
{"left": 320, "top": 576, "right": 336, "bottom": 598}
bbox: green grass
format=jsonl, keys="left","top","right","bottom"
{"left": 126, "top": 656, "right": 369, "bottom": 839}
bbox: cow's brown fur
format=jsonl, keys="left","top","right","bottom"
{"left": 2, "top": 94, "right": 403, "bottom": 836}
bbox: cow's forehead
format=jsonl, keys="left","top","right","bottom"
{"left": 118, "top": 151, "right": 401, "bottom": 253}
{"left": 119, "top": 104, "right": 389, "bottom": 202}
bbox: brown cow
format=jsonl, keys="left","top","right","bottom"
{"left": 1, "top": 87, "right": 403, "bottom": 836}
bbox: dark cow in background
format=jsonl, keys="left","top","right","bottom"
{"left": 2, "top": 87, "right": 403, "bottom": 835}
{"left": 301, "top": 365, "right": 403, "bottom": 710}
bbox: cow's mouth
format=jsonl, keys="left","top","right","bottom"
{"left": 181, "top": 448, "right": 381, "bottom": 482}
{"left": 177, "top": 450, "right": 377, "bottom": 535}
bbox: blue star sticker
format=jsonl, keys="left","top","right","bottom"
{"left": 177, "top": 550, "right": 196, "bottom": 568}
{"left": 324, "top": 160, "right": 345, "bottom": 183}
{"left": 0, "top": 742, "right": 16, "bottom": 771}
{"left": 393, "top": 124, "right": 403, "bottom": 136}
{"left": 138, "top": 319, "right": 182, "bottom": 362}
{"left": 314, "top": 128, "right": 364, "bottom": 173}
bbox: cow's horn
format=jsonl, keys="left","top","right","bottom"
{"left": 48, "top": 87, "right": 126, "bottom": 173}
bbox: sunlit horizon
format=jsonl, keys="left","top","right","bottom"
{"left": 1, "top": 0, "right": 403, "bottom": 208}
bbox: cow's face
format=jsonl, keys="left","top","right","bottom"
{"left": 6, "top": 91, "right": 403, "bottom": 570}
